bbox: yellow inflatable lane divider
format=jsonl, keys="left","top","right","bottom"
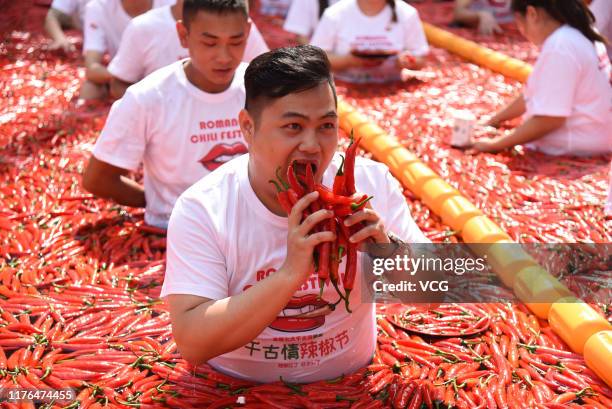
{"left": 422, "top": 23, "right": 533, "bottom": 83}
{"left": 584, "top": 331, "right": 612, "bottom": 388}
{"left": 548, "top": 298, "right": 612, "bottom": 355}
{"left": 337, "top": 99, "right": 611, "bottom": 361}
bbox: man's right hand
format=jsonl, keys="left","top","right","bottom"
{"left": 478, "top": 11, "right": 503, "bottom": 36}
{"left": 281, "top": 191, "right": 335, "bottom": 283}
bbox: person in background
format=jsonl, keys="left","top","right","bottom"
{"left": 311, "top": 0, "right": 429, "bottom": 84}
{"left": 82, "top": 0, "right": 251, "bottom": 228}
{"left": 472, "top": 0, "right": 611, "bottom": 156}
{"left": 283, "top": 0, "right": 340, "bottom": 45}
{"left": 607, "top": 161, "right": 612, "bottom": 217}
{"left": 108, "top": 0, "right": 268, "bottom": 98}
{"left": 80, "top": 0, "right": 174, "bottom": 100}
{"left": 453, "top": 0, "right": 513, "bottom": 35}
{"left": 45, "top": 0, "right": 93, "bottom": 53}
{"left": 589, "top": 0, "right": 612, "bottom": 59}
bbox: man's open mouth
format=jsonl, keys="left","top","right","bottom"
{"left": 290, "top": 160, "right": 318, "bottom": 182}
{"left": 269, "top": 294, "right": 332, "bottom": 332}
{"left": 199, "top": 142, "right": 247, "bottom": 172}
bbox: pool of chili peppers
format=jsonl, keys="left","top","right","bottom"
{"left": 0, "top": 0, "right": 611, "bottom": 408}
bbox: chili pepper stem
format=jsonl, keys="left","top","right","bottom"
{"left": 344, "top": 289, "right": 352, "bottom": 313}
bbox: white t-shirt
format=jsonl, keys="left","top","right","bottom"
{"left": 51, "top": 0, "right": 92, "bottom": 27}
{"left": 161, "top": 153, "right": 428, "bottom": 383}
{"left": 283, "top": 0, "right": 341, "bottom": 39}
{"left": 591, "top": 0, "right": 612, "bottom": 59}
{"left": 83, "top": 0, "right": 173, "bottom": 58}
{"left": 524, "top": 26, "right": 612, "bottom": 156}
{"left": 469, "top": 0, "right": 513, "bottom": 24}
{"left": 259, "top": 0, "right": 292, "bottom": 17}
{"left": 92, "top": 60, "right": 248, "bottom": 228}
{"left": 108, "top": 5, "right": 269, "bottom": 83}
{"left": 311, "top": 0, "right": 429, "bottom": 83}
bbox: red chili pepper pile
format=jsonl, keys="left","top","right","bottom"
{"left": 0, "top": 1, "right": 610, "bottom": 408}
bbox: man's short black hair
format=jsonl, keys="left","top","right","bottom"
{"left": 244, "top": 45, "right": 337, "bottom": 118}
{"left": 183, "top": 0, "right": 248, "bottom": 28}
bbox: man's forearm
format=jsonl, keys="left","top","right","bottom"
{"left": 490, "top": 94, "right": 526, "bottom": 126}
{"left": 110, "top": 77, "right": 133, "bottom": 99}
{"left": 45, "top": 11, "right": 68, "bottom": 42}
{"left": 84, "top": 174, "right": 146, "bottom": 207}
{"left": 86, "top": 63, "right": 112, "bottom": 84}
{"left": 490, "top": 116, "right": 565, "bottom": 151}
{"left": 326, "top": 53, "right": 353, "bottom": 71}
{"left": 174, "top": 269, "right": 305, "bottom": 364}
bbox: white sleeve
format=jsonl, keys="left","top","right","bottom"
{"left": 162, "top": 195, "right": 229, "bottom": 300}
{"left": 83, "top": 2, "right": 107, "bottom": 53}
{"left": 242, "top": 23, "right": 269, "bottom": 62}
{"left": 108, "top": 21, "right": 147, "bottom": 83}
{"left": 283, "top": 0, "right": 317, "bottom": 38}
{"left": 528, "top": 50, "right": 578, "bottom": 117}
{"left": 310, "top": 10, "right": 337, "bottom": 52}
{"left": 380, "top": 169, "right": 430, "bottom": 244}
{"left": 51, "top": 0, "right": 78, "bottom": 15}
{"left": 92, "top": 91, "right": 147, "bottom": 171}
{"left": 402, "top": 9, "right": 429, "bottom": 57}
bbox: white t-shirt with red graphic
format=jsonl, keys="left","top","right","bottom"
{"left": 51, "top": 0, "right": 93, "bottom": 27}
{"left": 108, "top": 5, "right": 269, "bottom": 83}
{"left": 92, "top": 60, "right": 248, "bottom": 228}
{"left": 468, "top": 0, "right": 513, "bottom": 24}
{"left": 311, "top": 0, "right": 429, "bottom": 83}
{"left": 83, "top": 0, "right": 173, "bottom": 58}
{"left": 161, "top": 153, "right": 428, "bottom": 383}
{"left": 283, "top": 0, "right": 340, "bottom": 39}
{"left": 524, "top": 26, "right": 612, "bottom": 156}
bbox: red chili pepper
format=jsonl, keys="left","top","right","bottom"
{"left": 342, "top": 243, "right": 358, "bottom": 313}
{"left": 287, "top": 163, "right": 305, "bottom": 197}
{"left": 333, "top": 154, "right": 346, "bottom": 195}
{"left": 269, "top": 179, "right": 293, "bottom": 214}
{"left": 344, "top": 132, "right": 361, "bottom": 195}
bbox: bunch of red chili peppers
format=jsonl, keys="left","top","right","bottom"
{"left": 271, "top": 136, "right": 372, "bottom": 312}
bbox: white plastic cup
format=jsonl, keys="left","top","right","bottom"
{"left": 451, "top": 110, "right": 476, "bottom": 147}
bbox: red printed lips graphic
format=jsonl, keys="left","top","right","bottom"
{"left": 269, "top": 294, "right": 334, "bottom": 332}
{"left": 199, "top": 142, "right": 247, "bottom": 172}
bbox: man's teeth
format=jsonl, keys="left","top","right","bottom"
{"left": 281, "top": 305, "right": 319, "bottom": 317}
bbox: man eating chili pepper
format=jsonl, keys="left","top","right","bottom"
{"left": 162, "top": 45, "right": 428, "bottom": 383}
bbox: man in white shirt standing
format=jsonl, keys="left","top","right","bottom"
{"left": 45, "top": 0, "right": 93, "bottom": 53}
{"left": 107, "top": 0, "right": 269, "bottom": 98}
{"left": 162, "top": 45, "right": 428, "bottom": 383}
{"left": 82, "top": 0, "right": 252, "bottom": 228}
{"left": 80, "top": 0, "right": 174, "bottom": 99}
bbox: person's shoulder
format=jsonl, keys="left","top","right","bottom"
{"left": 395, "top": 0, "right": 419, "bottom": 20}
{"left": 545, "top": 26, "right": 590, "bottom": 55}
{"left": 126, "top": 60, "right": 185, "bottom": 98}
{"left": 128, "top": 5, "right": 170, "bottom": 31}
{"left": 354, "top": 157, "right": 394, "bottom": 189}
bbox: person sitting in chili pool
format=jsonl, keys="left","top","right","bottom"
{"left": 471, "top": 0, "right": 611, "bottom": 156}
{"left": 310, "top": 0, "right": 429, "bottom": 84}
{"left": 161, "top": 45, "right": 429, "bottom": 383}
{"left": 107, "top": 0, "right": 270, "bottom": 99}
{"left": 82, "top": 0, "right": 252, "bottom": 229}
